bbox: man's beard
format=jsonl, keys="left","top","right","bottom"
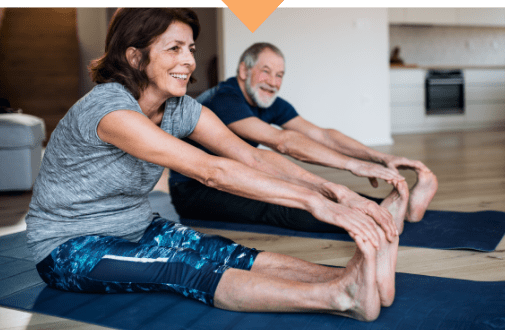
{"left": 245, "top": 73, "right": 279, "bottom": 108}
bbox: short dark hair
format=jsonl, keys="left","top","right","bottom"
{"left": 89, "top": 8, "right": 200, "bottom": 99}
{"left": 237, "top": 42, "right": 284, "bottom": 76}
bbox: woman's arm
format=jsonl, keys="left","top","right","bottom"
{"left": 97, "top": 107, "right": 384, "bottom": 247}
{"left": 189, "top": 107, "right": 396, "bottom": 242}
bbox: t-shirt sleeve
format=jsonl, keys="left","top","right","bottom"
{"left": 207, "top": 89, "right": 255, "bottom": 125}
{"left": 77, "top": 85, "right": 141, "bottom": 144}
{"left": 270, "top": 98, "right": 299, "bottom": 126}
{"left": 176, "top": 95, "right": 203, "bottom": 138}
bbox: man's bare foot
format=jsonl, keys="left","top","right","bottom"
{"left": 329, "top": 236, "right": 380, "bottom": 321}
{"left": 407, "top": 169, "right": 438, "bottom": 222}
{"left": 375, "top": 227, "right": 398, "bottom": 307}
{"left": 380, "top": 180, "right": 409, "bottom": 234}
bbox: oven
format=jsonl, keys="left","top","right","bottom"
{"left": 425, "top": 70, "right": 465, "bottom": 115}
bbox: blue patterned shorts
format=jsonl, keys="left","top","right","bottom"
{"left": 36, "top": 215, "right": 259, "bottom": 306}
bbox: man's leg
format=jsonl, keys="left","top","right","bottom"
{"left": 379, "top": 180, "right": 409, "bottom": 234}
{"left": 171, "top": 180, "right": 345, "bottom": 233}
{"left": 172, "top": 180, "right": 409, "bottom": 234}
{"left": 214, "top": 236, "right": 381, "bottom": 321}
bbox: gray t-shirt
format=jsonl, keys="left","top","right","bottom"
{"left": 26, "top": 82, "right": 202, "bottom": 264}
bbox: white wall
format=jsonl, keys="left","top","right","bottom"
{"left": 221, "top": 8, "right": 392, "bottom": 146}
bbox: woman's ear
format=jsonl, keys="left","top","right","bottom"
{"left": 126, "top": 47, "right": 141, "bottom": 69}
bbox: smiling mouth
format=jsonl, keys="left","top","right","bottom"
{"left": 170, "top": 73, "right": 189, "bottom": 80}
{"left": 260, "top": 87, "right": 276, "bottom": 95}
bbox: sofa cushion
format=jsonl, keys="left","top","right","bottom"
{"left": 0, "top": 113, "right": 46, "bottom": 149}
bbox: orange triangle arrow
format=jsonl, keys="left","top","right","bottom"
{"left": 222, "top": 0, "right": 284, "bottom": 33}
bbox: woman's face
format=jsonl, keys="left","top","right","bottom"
{"left": 144, "top": 21, "right": 196, "bottom": 99}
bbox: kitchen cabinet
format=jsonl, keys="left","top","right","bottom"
{"left": 388, "top": 9, "right": 406, "bottom": 24}
{"left": 458, "top": 8, "right": 505, "bottom": 27}
{"left": 464, "top": 69, "right": 505, "bottom": 126}
{"left": 405, "top": 8, "right": 458, "bottom": 25}
{"left": 388, "top": 8, "right": 457, "bottom": 26}
{"left": 389, "top": 8, "right": 505, "bottom": 27}
{"left": 390, "top": 69, "right": 426, "bottom": 134}
{"left": 390, "top": 68, "right": 505, "bottom": 134}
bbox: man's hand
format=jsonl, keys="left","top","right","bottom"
{"left": 382, "top": 155, "right": 430, "bottom": 173}
{"left": 346, "top": 159, "right": 405, "bottom": 188}
{"left": 319, "top": 182, "right": 398, "bottom": 243}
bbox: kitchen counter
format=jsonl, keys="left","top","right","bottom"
{"left": 390, "top": 66, "right": 505, "bottom": 135}
{"left": 391, "top": 64, "right": 505, "bottom": 70}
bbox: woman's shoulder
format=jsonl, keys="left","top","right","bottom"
{"left": 76, "top": 82, "right": 139, "bottom": 113}
{"left": 68, "top": 82, "right": 141, "bottom": 131}
{"left": 90, "top": 82, "right": 135, "bottom": 99}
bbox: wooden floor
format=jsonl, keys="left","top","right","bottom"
{"left": 1, "top": 128, "right": 504, "bottom": 329}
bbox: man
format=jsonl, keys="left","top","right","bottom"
{"left": 170, "top": 42, "right": 438, "bottom": 234}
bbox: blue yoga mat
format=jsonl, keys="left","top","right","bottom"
{"left": 1, "top": 231, "right": 504, "bottom": 330}
{"left": 148, "top": 191, "right": 505, "bottom": 252}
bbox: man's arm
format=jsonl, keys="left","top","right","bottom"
{"left": 282, "top": 116, "right": 431, "bottom": 173}
{"left": 228, "top": 116, "right": 404, "bottom": 186}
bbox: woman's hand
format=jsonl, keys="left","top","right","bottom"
{"left": 309, "top": 196, "right": 381, "bottom": 249}
{"left": 318, "top": 182, "right": 398, "bottom": 243}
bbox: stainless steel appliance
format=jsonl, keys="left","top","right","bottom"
{"left": 425, "top": 70, "right": 465, "bottom": 115}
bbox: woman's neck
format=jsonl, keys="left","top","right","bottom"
{"left": 138, "top": 89, "right": 167, "bottom": 125}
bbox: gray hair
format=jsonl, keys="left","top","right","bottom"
{"left": 236, "top": 42, "right": 285, "bottom": 75}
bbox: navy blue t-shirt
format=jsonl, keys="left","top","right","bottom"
{"left": 169, "top": 77, "right": 299, "bottom": 185}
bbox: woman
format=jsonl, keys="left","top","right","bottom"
{"left": 26, "top": 8, "right": 398, "bottom": 321}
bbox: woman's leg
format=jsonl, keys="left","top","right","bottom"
{"left": 36, "top": 225, "right": 393, "bottom": 319}
{"left": 141, "top": 217, "right": 349, "bottom": 284}
{"left": 171, "top": 186, "right": 398, "bottom": 307}
{"left": 214, "top": 236, "right": 381, "bottom": 321}
{"left": 249, "top": 251, "right": 346, "bottom": 283}
{"left": 140, "top": 218, "right": 395, "bottom": 309}
{"left": 246, "top": 225, "right": 398, "bottom": 307}
{"left": 139, "top": 217, "right": 259, "bottom": 270}
{"left": 36, "top": 235, "right": 233, "bottom": 305}
{"left": 140, "top": 217, "right": 353, "bottom": 289}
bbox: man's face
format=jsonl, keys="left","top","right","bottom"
{"left": 244, "top": 48, "right": 285, "bottom": 108}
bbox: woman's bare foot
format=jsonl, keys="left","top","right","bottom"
{"left": 329, "top": 236, "right": 381, "bottom": 321}
{"left": 380, "top": 180, "right": 409, "bottom": 234}
{"left": 407, "top": 169, "right": 438, "bottom": 222}
{"left": 375, "top": 227, "right": 398, "bottom": 307}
